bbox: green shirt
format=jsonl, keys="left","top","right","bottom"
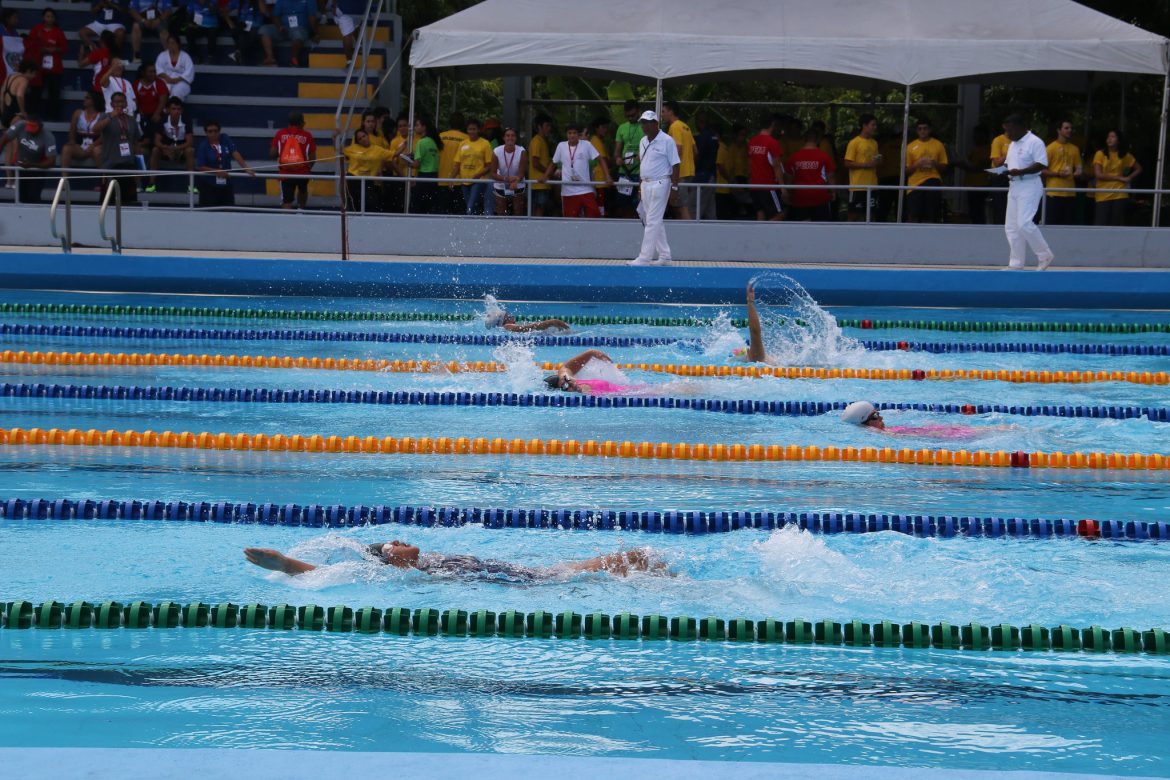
{"left": 614, "top": 121, "right": 644, "bottom": 176}
{"left": 416, "top": 136, "right": 439, "bottom": 174}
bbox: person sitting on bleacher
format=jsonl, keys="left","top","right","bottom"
{"left": 185, "top": 0, "right": 224, "bottom": 64}
{"left": 155, "top": 35, "right": 194, "bottom": 101}
{"left": 0, "top": 114, "right": 57, "bottom": 204}
{"left": 261, "top": 0, "right": 317, "bottom": 68}
{"left": 61, "top": 90, "right": 105, "bottom": 176}
{"left": 128, "top": 0, "right": 174, "bottom": 65}
{"left": 99, "top": 59, "right": 138, "bottom": 118}
{"left": 80, "top": 30, "right": 118, "bottom": 91}
{"left": 80, "top": 0, "right": 130, "bottom": 62}
{"left": 330, "top": 0, "right": 364, "bottom": 68}
{"left": 146, "top": 96, "right": 194, "bottom": 193}
{"left": 133, "top": 61, "right": 168, "bottom": 138}
{"left": 225, "top": 0, "right": 266, "bottom": 65}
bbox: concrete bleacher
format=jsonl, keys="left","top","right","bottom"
{"left": 2, "top": 0, "right": 396, "bottom": 206}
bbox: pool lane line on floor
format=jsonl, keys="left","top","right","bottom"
{"left": 2, "top": 426, "right": 1166, "bottom": 471}
{"left": 6, "top": 323, "right": 1170, "bottom": 356}
{"left": 2, "top": 496, "right": 1162, "bottom": 541}
{"left": 3, "top": 599, "right": 1166, "bottom": 655}
{"left": 5, "top": 301, "right": 1170, "bottom": 334}
{"left": 3, "top": 350, "right": 1169, "bottom": 386}
{"left": 4, "top": 382, "right": 1168, "bottom": 422}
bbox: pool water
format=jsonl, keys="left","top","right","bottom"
{"left": 1, "top": 291, "right": 1168, "bottom": 775}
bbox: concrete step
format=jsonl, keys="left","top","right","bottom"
{"left": 304, "top": 113, "right": 360, "bottom": 130}
{"left": 309, "top": 53, "right": 384, "bottom": 69}
{"left": 298, "top": 82, "right": 375, "bottom": 100}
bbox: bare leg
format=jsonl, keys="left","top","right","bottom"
{"left": 244, "top": 547, "right": 317, "bottom": 575}
{"left": 565, "top": 549, "right": 669, "bottom": 577}
{"left": 745, "top": 281, "right": 767, "bottom": 362}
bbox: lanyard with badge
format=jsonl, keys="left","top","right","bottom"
{"left": 502, "top": 147, "right": 516, "bottom": 195}
{"left": 567, "top": 143, "right": 581, "bottom": 181}
{"left": 115, "top": 114, "right": 131, "bottom": 158}
{"left": 213, "top": 142, "right": 230, "bottom": 185}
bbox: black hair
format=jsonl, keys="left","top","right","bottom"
{"left": 915, "top": 116, "right": 932, "bottom": 127}
{"left": 804, "top": 128, "right": 822, "bottom": 144}
{"left": 858, "top": 113, "right": 877, "bottom": 128}
{"left": 137, "top": 61, "right": 154, "bottom": 78}
{"left": 288, "top": 111, "right": 305, "bottom": 127}
{"left": 663, "top": 100, "right": 680, "bottom": 116}
{"left": 534, "top": 113, "right": 553, "bottom": 129}
{"left": 448, "top": 112, "right": 465, "bottom": 131}
{"left": 86, "top": 89, "right": 106, "bottom": 111}
{"left": 166, "top": 96, "right": 184, "bottom": 109}
{"left": 544, "top": 374, "right": 562, "bottom": 389}
{"left": 589, "top": 116, "right": 610, "bottom": 134}
{"left": 415, "top": 116, "right": 442, "bottom": 149}
{"left": 465, "top": 118, "right": 480, "bottom": 129}
{"left": 100, "top": 30, "right": 117, "bottom": 49}
{"left": 566, "top": 123, "right": 583, "bottom": 134}
{"left": 763, "top": 112, "right": 783, "bottom": 130}
{"left": 1003, "top": 113, "right": 1026, "bottom": 128}
{"left": 1105, "top": 129, "right": 1130, "bottom": 157}
{"left": 371, "top": 106, "right": 390, "bottom": 119}
{"left": 623, "top": 99, "right": 639, "bottom": 111}
{"left": 204, "top": 119, "right": 221, "bottom": 131}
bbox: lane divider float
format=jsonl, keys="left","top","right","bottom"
{"left": 1, "top": 425, "right": 1167, "bottom": 471}
{"left": 3, "top": 382, "right": 1168, "bottom": 422}
{"left": 2, "top": 599, "right": 1166, "bottom": 654}
{"left": 3, "top": 350, "right": 1168, "bottom": 385}
{"left": 1, "top": 496, "right": 1162, "bottom": 540}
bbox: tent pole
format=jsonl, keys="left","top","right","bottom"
{"left": 655, "top": 79, "right": 663, "bottom": 117}
{"left": 1153, "top": 67, "right": 1169, "bottom": 227}
{"left": 897, "top": 84, "right": 911, "bottom": 222}
{"left": 405, "top": 66, "right": 417, "bottom": 214}
{"left": 434, "top": 75, "right": 442, "bottom": 127}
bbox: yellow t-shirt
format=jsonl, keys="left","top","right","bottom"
{"left": 388, "top": 133, "right": 410, "bottom": 177}
{"left": 1092, "top": 150, "right": 1136, "bottom": 202}
{"left": 732, "top": 142, "right": 748, "bottom": 180}
{"left": 668, "top": 120, "right": 696, "bottom": 178}
{"left": 715, "top": 141, "right": 735, "bottom": 194}
{"left": 590, "top": 134, "right": 610, "bottom": 186}
{"left": 456, "top": 137, "right": 493, "bottom": 181}
{"left": 906, "top": 137, "right": 948, "bottom": 189}
{"left": 369, "top": 132, "right": 390, "bottom": 150}
{"left": 343, "top": 143, "right": 395, "bottom": 178}
{"left": 438, "top": 129, "right": 468, "bottom": 186}
{"left": 1045, "top": 141, "right": 1081, "bottom": 197}
{"left": 990, "top": 133, "right": 1010, "bottom": 164}
{"left": 529, "top": 134, "right": 551, "bottom": 191}
{"left": 844, "top": 135, "right": 879, "bottom": 190}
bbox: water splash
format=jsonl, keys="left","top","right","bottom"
{"left": 747, "top": 272, "right": 865, "bottom": 365}
{"left": 699, "top": 310, "right": 748, "bottom": 358}
{"left": 481, "top": 293, "right": 507, "bottom": 327}
{"left": 491, "top": 338, "right": 545, "bottom": 393}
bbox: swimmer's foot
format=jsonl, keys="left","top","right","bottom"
{"left": 244, "top": 547, "right": 316, "bottom": 575}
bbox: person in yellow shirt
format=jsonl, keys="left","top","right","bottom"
{"left": 528, "top": 113, "right": 554, "bottom": 217}
{"left": 589, "top": 116, "right": 612, "bottom": 216}
{"left": 450, "top": 118, "right": 495, "bottom": 216}
{"left": 437, "top": 111, "right": 468, "bottom": 214}
{"left": 955, "top": 125, "right": 991, "bottom": 224}
{"left": 1092, "top": 129, "right": 1141, "bottom": 226}
{"left": 1043, "top": 119, "right": 1082, "bottom": 225}
{"left": 843, "top": 113, "right": 880, "bottom": 222}
{"left": 715, "top": 123, "right": 748, "bottom": 219}
{"left": 381, "top": 114, "right": 410, "bottom": 213}
{"left": 661, "top": 100, "right": 695, "bottom": 219}
{"left": 341, "top": 128, "right": 395, "bottom": 212}
{"left": 905, "top": 117, "right": 948, "bottom": 223}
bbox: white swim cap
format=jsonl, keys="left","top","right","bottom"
{"left": 841, "top": 401, "right": 877, "bottom": 425}
{"left": 484, "top": 309, "right": 507, "bottom": 328}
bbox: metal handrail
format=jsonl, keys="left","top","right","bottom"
{"left": 48, "top": 178, "right": 73, "bottom": 253}
{"left": 98, "top": 179, "right": 123, "bottom": 254}
{"left": 334, "top": 0, "right": 383, "bottom": 143}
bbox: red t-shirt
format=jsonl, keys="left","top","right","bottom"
{"left": 747, "top": 132, "right": 783, "bottom": 188}
{"left": 271, "top": 126, "right": 317, "bottom": 176}
{"left": 86, "top": 47, "right": 112, "bottom": 89}
{"left": 135, "top": 78, "right": 170, "bottom": 119}
{"left": 26, "top": 25, "right": 68, "bottom": 77}
{"left": 785, "top": 147, "right": 837, "bottom": 207}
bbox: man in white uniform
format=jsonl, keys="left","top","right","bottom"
{"left": 1003, "top": 114, "right": 1055, "bottom": 271}
{"left": 629, "top": 111, "right": 681, "bottom": 266}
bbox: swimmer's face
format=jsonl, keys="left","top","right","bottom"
{"left": 502, "top": 314, "right": 515, "bottom": 325}
{"left": 381, "top": 540, "right": 421, "bottom": 567}
{"left": 863, "top": 411, "right": 885, "bottom": 430}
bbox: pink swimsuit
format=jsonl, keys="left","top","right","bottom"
{"left": 574, "top": 379, "right": 645, "bottom": 396}
{"left": 886, "top": 424, "right": 982, "bottom": 440}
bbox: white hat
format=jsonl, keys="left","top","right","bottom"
{"left": 638, "top": 111, "right": 659, "bottom": 123}
{"left": 841, "top": 401, "right": 877, "bottom": 425}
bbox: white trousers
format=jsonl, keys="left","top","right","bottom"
{"left": 1005, "top": 181, "right": 1052, "bottom": 268}
{"left": 635, "top": 178, "right": 672, "bottom": 261}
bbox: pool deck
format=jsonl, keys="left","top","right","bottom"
{"left": 0, "top": 749, "right": 1156, "bottom": 780}
{"left": 2, "top": 246, "right": 1169, "bottom": 309}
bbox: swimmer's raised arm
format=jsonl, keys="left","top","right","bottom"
{"left": 245, "top": 548, "right": 317, "bottom": 575}
{"left": 561, "top": 349, "right": 613, "bottom": 375}
{"left": 745, "top": 282, "right": 767, "bottom": 363}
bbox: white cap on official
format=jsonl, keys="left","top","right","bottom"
{"left": 639, "top": 111, "right": 659, "bottom": 123}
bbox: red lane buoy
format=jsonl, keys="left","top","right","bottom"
{"left": 861, "top": 320, "right": 873, "bottom": 329}
{"left": 897, "top": 341, "right": 911, "bottom": 350}
{"left": 911, "top": 369, "right": 926, "bottom": 380}
{"left": 961, "top": 404, "right": 977, "bottom": 415}
{"left": 1077, "top": 519, "right": 1101, "bottom": 538}
{"left": 1010, "top": 451, "right": 1030, "bottom": 468}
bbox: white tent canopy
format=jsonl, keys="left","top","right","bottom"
{"left": 410, "top": 0, "right": 1169, "bottom": 86}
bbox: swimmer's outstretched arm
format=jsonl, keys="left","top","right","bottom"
{"left": 562, "top": 549, "right": 672, "bottom": 577}
{"left": 504, "top": 318, "right": 570, "bottom": 333}
{"left": 745, "top": 283, "right": 767, "bottom": 363}
{"left": 245, "top": 547, "right": 317, "bottom": 575}
{"left": 561, "top": 349, "right": 613, "bottom": 375}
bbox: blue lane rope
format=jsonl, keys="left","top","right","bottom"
{"left": 2, "top": 382, "right": 1168, "bottom": 422}
{"left": 1, "top": 323, "right": 1168, "bottom": 356}
{"left": 0, "top": 496, "right": 1164, "bottom": 540}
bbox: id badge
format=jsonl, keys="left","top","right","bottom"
{"left": 146, "top": 8, "right": 157, "bottom": 19}
{"left": 216, "top": 176, "right": 228, "bottom": 186}
{"left": 244, "top": 19, "right": 253, "bottom": 31}
{"left": 193, "top": 12, "right": 203, "bottom": 25}
{"left": 42, "top": 55, "right": 53, "bottom": 70}
{"left": 503, "top": 188, "right": 514, "bottom": 197}
{"left": 569, "top": 172, "right": 581, "bottom": 182}
{"left": 287, "top": 15, "right": 299, "bottom": 27}
{"left": 119, "top": 142, "right": 131, "bottom": 156}
{"left": 103, "top": 8, "right": 115, "bottom": 21}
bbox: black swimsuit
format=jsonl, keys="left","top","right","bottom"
{"left": 367, "top": 544, "right": 546, "bottom": 582}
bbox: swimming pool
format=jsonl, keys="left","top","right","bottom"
{"left": 1, "top": 289, "right": 1168, "bottom": 775}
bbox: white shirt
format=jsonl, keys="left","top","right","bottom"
{"left": 638, "top": 131, "right": 681, "bottom": 180}
{"left": 1005, "top": 131, "right": 1047, "bottom": 185}
{"left": 551, "top": 140, "right": 599, "bottom": 197}
{"left": 492, "top": 143, "right": 525, "bottom": 191}
{"left": 155, "top": 50, "right": 195, "bottom": 88}
{"left": 101, "top": 76, "right": 137, "bottom": 118}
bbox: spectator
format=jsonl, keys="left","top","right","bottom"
{"left": 627, "top": 111, "right": 679, "bottom": 266}
{"left": 341, "top": 127, "right": 394, "bottom": 212}
{"left": 452, "top": 118, "right": 493, "bottom": 216}
{"left": 133, "top": 61, "right": 168, "bottom": 138}
{"left": 693, "top": 109, "right": 719, "bottom": 220}
{"left": 843, "top": 114, "right": 880, "bottom": 222}
{"left": 987, "top": 126, "right": 1010, "bottom": 223}
{"left": 261, "top": 0, "right": 317, "bottom": 67}
{"left": 528, "top": 113, "right": 554, "bottom": 217}
{"left": 481, "top": 117, "right": 501, "bottom": 148}
{"left": 874, "top": 130, "right": 902, "bottom": 221}
{"left": 1044, "top": 119, "right": 1082, "bottom": 225}
{"left": 539, "top": 122, "right": 610, "bottom": 218}
{"left": 92, "top": 91, "right": 141, "bottom": 203}
{"left": 100, "top": 59, "right": 138, "bottom": 118}
{"left": 491, "top": 126, "right": 526, "bottom": 216}
{"left": 195, "top": 118, "right": 254, "bottom": 207}
{"left": 747, "top": 113, "right": 784, "bottom": 221}
{"left": 0, "top": 114, "right": 57, "bottom": 203}
{"left": 369, "top": 105, "right": 391, "bottom": 142}
{"left": 146, "top": 96, "right": 194, "bottom": 192}
{"left": 81, "top": 30, "right": 117, "bottom": 91}
{"left": 361, "top": 111, "right": 388, "bottom": 149}
{"left": 660, "top": 101, "right": 694, "bottom": 220}
{"left": 383, "top": 112, "right": 409, "bottom": 213}
{"left": 1092, "top": 129, "right": 1141, "bottom": 227}
{"left": 155, "top": 36, "right": 194, "bottom": 100}
{"left": 715, "top": 123, "right": 749, "bottom": 220}
{"left": 331, "top": 0, "right": 363, "bottom": 67}
{"left": 80, "top": 1, "right": 130, "bottom": 58}
{"left": 128, "top": 0, "right": 173, "bottom": 64}
{"left": 437, "top": 111, "right": 467, "bottom": 213}
{"left": 25, "top": 9, "right": 67, "bottom": 121}
{"left": 186, "top": 0, "right": 224, "bottom": 64}
{"left": 785, "top": 129, "right": 837, "bottom": 221}
{"left": 404, "top": 116, "right": 441, "bottom": 214}
{"left": 905, "top": 117, "right": 947, "bottom": 223}
{"left": 225, "top": 0, "right": 265, "bottom": 65}
{"left": 588, "top": 116, "right": 611, "bottom": 216}
{"left": 61, "top": 90, "right": 105, "bottom": 174}
{"left": 958, "top": 124, "right": 991, "bottom": 224}
{"left": 270, "top": 110, "right": 316, "bottom": 210}
{"left": 1, "top": 60, "right": 37, "bottom": 129}
{"left": 611, "top": 100, "right": 643, "bottom": 219}
{"left": 780, "top": 115, "right": 804, "bottom": 160}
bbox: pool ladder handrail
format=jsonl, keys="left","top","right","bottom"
{"left": 98, "top": 179, "right": 123, "bottom": 254}
{"left": 48, "top": 178, "right": 72, "bottom": 253}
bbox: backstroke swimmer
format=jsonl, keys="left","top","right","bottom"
{"left": 245, "top": 541, "right": 671, "bottom": 582}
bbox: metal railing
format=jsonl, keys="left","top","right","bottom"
{"left": 48, "top": 178, "right": 73, "bottom": 253}
{"left": 98, "top": 179, "right": 123, "bottom": 254}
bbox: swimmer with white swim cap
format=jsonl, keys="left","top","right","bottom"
{"left": 485, "top": 307, "right": 570, "bottom": 333}
{"left": 842, "top": 400, "right": 1013, "bottom": 439}
{"left": 842, "top": 400, "right": 884, "bottom": 429}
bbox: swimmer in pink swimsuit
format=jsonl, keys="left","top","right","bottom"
{"left": 840, "top": 401, "right": 990, "bottom": 439}
{"left": 544, "top": 348, "right": 648, "bottom": 394}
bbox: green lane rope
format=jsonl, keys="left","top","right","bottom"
{"left": 3, "top": 303, "right": 1166, "bottom": 333}
{"left": 2, "top": 600, "right": 1166, "bottom": 654}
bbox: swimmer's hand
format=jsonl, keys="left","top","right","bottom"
{"left": 245, "top": 547, "right": 316, "bottom": 575}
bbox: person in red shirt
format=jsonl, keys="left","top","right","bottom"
{"left": 81, "top": 30, "right": 117, "bottom": 90}
{"left": 785, "top": 129, "right": 838, "bottom": 221}
{"left": 24, "top": 9, "right": 68, "bottom": 120}
{"left": 747, "top": 113, "right": 785, "bottom": 221}
{"left": 133, "top": 61, "right": 168, "bottom": 141}
{"left": 270, "top": 111, "right": 317, "bottom": 209}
